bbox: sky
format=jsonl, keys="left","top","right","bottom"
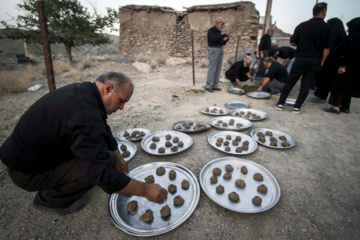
{"left": 1, "top": 0, "right": 359, "bottom": 34}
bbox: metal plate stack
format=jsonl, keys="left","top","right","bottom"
{"left": 199, "top": 157, "right": 281, "bottom": 213}
{"left": 109, "top": 162, "right": 200, "bottom": 237}
{"left": 246, "top": 91, "right": 271, "bottom": 99}
{"left": 117, "top": 128, "right": 151, "bottom": 142}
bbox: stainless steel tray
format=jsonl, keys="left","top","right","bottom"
{"left": 109, "top": 162, "right": 200, "bottom": 237}
{"left": 209, "top": 116, "right": 252, "bottom": 131}
{"left": 117, "top": 128, "right": 151, "bottom": 142}
{"left": 230, "top": 109, "right": 268, "bottom": 121}
{"left": 141, "top": 130, "right": 193, "bottom": 155}
{"left": 227, "top": 87, "right": 245, "bottom": 95}
{"left": 117, "top": 140, "right": 137, "bottom": 162}
{"left": 172, "top": 121, "right": 211, "bottom": 133}
{"left": 208, "top": 131, "right": 258, "bottom": 155}
{"left": 224, "top": 101, "right": 250, "bottom": 110}
{"left": 200, "top": 106, "right": 229, "bottom": 116}
{"left": 199, "top": 157, "right": 281, "bottom": 213}
{"left": 246, "top": 91, "right": 271, "bottom": 99}
{"left": 250, "top": 128, "right": 296, "bottom": 149}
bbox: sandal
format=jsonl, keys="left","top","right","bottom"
{"left": 324, "top": 107, "right": 341, "bottom": 114}
{"left": 340, "top": 108, "right": 350, "bottom": 114}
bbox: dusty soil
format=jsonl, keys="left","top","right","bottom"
{"left": 1, "top": 62, "right": 360, "bottom": 240}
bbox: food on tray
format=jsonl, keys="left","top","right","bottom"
{"left": 235, "top": 179, "right": 246, "bottom": 188}
{"left": 216, "top": 141, "right": 222, "bottom": 147}
{"left": 223, "top": 172, "right": 232, "bottom": 180}
{"left": 241, "top": 166, "right": 248, "bottom": 174}
{"left": 156, "top": 166, "right": 166, "bottom": 176}
{"left": 152, "top": 136, "right": 160, "bottom": 142}
{"left": 235, "top": 147, "right": 243, "bottom": 153}
{"left": 178, "top": 141, "right": 184, "bottom": 147}
{"left": 171, "top": 146, "right": 178, "bottom": 152}
{"left": 216, "top": 184, "right": 224, "bottom": 194}
{"left": 213, "top": 167, "right": 222, "bottom": 176}
{"left": 173, "top": 137, "right": 179, "bottom": 143}
{"left": 225, "top": 164, "right": 234, "bottom": 172}
{"left": 228, "top": 192, "right": 240, "bottom": 203}
{"left": 236, "top": 123, "right": 243, "bottom": 127}
{"left": 120, "top": 144, "right": 127, "bottom": 151}
{"left": 158, "top": 147, "right": 165, "bottom": 153}
{"left": 210, "top": 175, "right": 218, "bottom": 184}
{"left": 225, "top": 147, "right": 231, "bottom": 152}
{"left": 165, "top": 141, "right": 172, "bottom": 148}
{"left": 126, "top": 200, "right": 138, "bottom": 214}
{"left": 150, "top": 143, "right": 157, "bottom": 149}
{"left": 173, "top": 195, "right": 185, "bottom": 206}
{"left": 252, "top": 196, "right": 262, "bottom": 205}
{"left": 258, "top": 136, "right": 266, "bottom": 143}
{"left": 282, "top": 142, "right": 290, "bottom": 147}
{"left": 232, "top": 140, "right": 239, "bottom": 146}
{"left": 279, "top": 135, "right": 287, "bottom": 141}
{"left": 257, "top": 184, "right": 268, "bottom": 194}
{"left": 168, "top": 184, "right": 177, "bottom": 194}
{"left": 254, "top": 173, "right": 264, "bottom": 181}
{"left": 140, "top": 209, "right": 153, "bottom": 223}
{"left": 265, "top": 131, "right": 273, "bottom": 136}
{"left": 235, "top": 136, "right": 241, "bottom": 141}
{"left": 169, "top": 170, "right": 176, "bottom": 179}
{"left": 160, "top": 205, "right": 171, "bottom": 218}
{"left": 165, "top": 134, "right": 172, "bottom": 140}
{"left": 181, "top": 179, "right": 190, "bottom": 190}
{"left": 144, "top": 175, "right": 155, "bottom": 184}
{"left": 226, "top": 135, "right": 232, "bottom": 140}
{"left": 122, "top": 150, "right": 130, "bottom": 158}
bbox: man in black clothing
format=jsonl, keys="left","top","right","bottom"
{"left": 0, "top": 72, "right": 168, "bottom": 215}
{"left": 275, "top": 2, "right": 332, "bottom": 113}
{"left": 205, "top": 17, "right": 230, "bottom": 92}
{"left": 268, "top": 46, "right": 296, "bottom": 73}
{"left": 225, "top": 56, "right": 253, "bottom": 87}
{"left": 257, "top": 57, "right": 288, "bottom": 94}
{"left": 256, "top": 26, "right": 274, "bottom": 77}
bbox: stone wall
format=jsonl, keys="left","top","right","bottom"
{"left": 118, "top": 2, "right": 259, "bottom": 61}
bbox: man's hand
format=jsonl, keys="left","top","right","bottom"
{"left": 257, "top": 86, "right": 263, "bottom": 92}
{"left": 144, "top": 184, "right": 168, "bottom": 203}
{"left": 114, "top": 150, "right": 129, "bottom": 174}
{"left": 338, "top": 66, "right": 346, "bottom": 74}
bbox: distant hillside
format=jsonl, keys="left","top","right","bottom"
{"left": 0, "top": 30, "right": 120, "bottom": 61}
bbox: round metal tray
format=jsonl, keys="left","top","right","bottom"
{"left": 200, "top": 106, "right": 229, "bottom": 116}
{"left": 209, "top": 116, "right": 252, "bottom": 131}
{"left": 250, "top": 128, "right": 296, "bottom": 149}
{"left": 246, "top": 91, "right": 271, "bottom": 99}
{"left": 199, "top": 157, "right": 281, "bottom": 213}
{"left": 109, "top": 162, "right": 200, "bottom": 237}
{"left": 230, "top": 109, "right": 268, "bottom": 121}
{"left": 224, "top": 101, "right": 250, "bottom": 110}
{"left": 173, "top": 121, "right": 211, "bottom": 133}
{"left": 141, "top": 130, "right": 193, "bottom": 155}
{"left": 227, "top": 87, "right": 245, "bottom": 95}
{"left": 117, "top": 128, "right": 151, "bottom": 142}
{"left": 117, "top": 140, "right": 137, "bottom": 162}
{"left": 208, "top": 131, "right": 258, "bottom": 155}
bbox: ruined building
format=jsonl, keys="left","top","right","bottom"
{"left": 118, "top": 2, "right": 259, "bottom": 61}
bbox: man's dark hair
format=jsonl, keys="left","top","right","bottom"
{"left": 313, "top": 2, "right": 327, "bottom": 16}
{"left": 95, "top": 71, "right": 133, "bottom": 92}
{"left": 268, "top": 48, "right": 279, "bottom": 58}
{"left": 263, "top": 57, "right": 274, "bottom": 63}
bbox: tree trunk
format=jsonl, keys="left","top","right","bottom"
{"left": 64, "top": 43, "right": 73, "bottom": 64}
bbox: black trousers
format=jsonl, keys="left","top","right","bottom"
{"left": 7, "top": 159, "right": 96, "bottom": 208}
{"left": 278, "top": 57, "right": 321, "bottom": 108}
{"left": 256, "top": 49, "right": 269, "bottom": 77}
{"left": 329, "top": 94, "right": 351, "bottom": 110}
{"left": 225, "top": 69, "right": 249, "bottom": 82}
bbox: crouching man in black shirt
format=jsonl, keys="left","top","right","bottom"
{"left": 257, "top": 57, "right": 288, "bottom": 94}
{"left": 0, "top": 71, "right": 168, "bottom": 215}
{"left": 225, "top": 56, "right": 253, "bottom": 87}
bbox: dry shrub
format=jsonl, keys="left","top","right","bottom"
{"left": 77, "top": 59, "right": 92, "bottom": 69}
{"left": 0, "top": 60, "right": 8, "bottom": 71}
{"left": 61, "top": 68, "right": 92, "bottom": 83}
{"left": 53, "top": 60, "right": 71, "bottom": 73}
{"left": 0, "top": 64, "right": 46, "bottom": 93}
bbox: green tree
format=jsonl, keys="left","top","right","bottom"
{"left": 1, "top": 0, "right": 118, "bottom": 64}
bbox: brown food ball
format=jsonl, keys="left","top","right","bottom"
{"left": 171, "top": 146, "right": 178, "bottom": 152}
{"left": 169, "top": 170, "right": 176, "bottom": 179}
{"left": 225, "top": 147, "right": 231, "bottom": 152}
{"left": 254, "top": 173, "right": 264, "bottom": 181}
{"left": 217, "top": 120, "right": 223, "bottom": 124}
{"left": 232, "top": 140, "right": 239, "bottom": 146}
{"left": 176, "top": 125, "right": 182, "bottom": 130}
{"left": 160, "top": 205, "right": 171, "bottom": 218}
{"left": 223, "top": 172, "right": 232, "bottom": 180}
{"left": 120, "top": 144, "right": 127, "bottom": 151}
{"left": 228, "top": 192, "right": 240, "bottom": 203}
{"left": 168, "top": 184, "right": 177, "bottom": 194}
{"left": 270, "top": 141, "right": 277, "bottom": 147}
{"left": 226, "top": 135, "right": 232, "bottom": 140}
{"left": 173, "top": 195, "right": 185, "bottom": 206}
{"left": 165, "top": 141, "right": 173, "bottom": 148}
{"left": 122, "top": 150, "right": 130, "bottom": 158}
{"left": 140, "top": 209, "right": 153, "bottom": 223}
{"left": 265, "top": 131, "right": 273, "bottom": 136}
{"left": 126, "top": 200, "right": 138, "bottom": 214}
{"left": 259, "top": 136, "right": 266, "bottom": 143}
{"left": 235, "top": 179, "right": 246, "bottom": 188}
{"left": 217, "top": 137, "right": 224, "bottom": 143}
{"left": 243, "top": 140, "right": 249, "bottom": 146}
{"left": 241, "top": 166, "right": 248, "bottom": 174}
{"left": 210, "top": 175, "right": 218, "bottom": 184}
{"left": 236, "top": 123, "right": 243, "bottom": 127}
{"left": 229, "top": 119, "right": 235, "bottom": 125}
{"left": 150, "top": 143, "right": 157, "bottom": 149}
{"left": 158, "top": 147, "right": 165, "bottom": 153}
{"left": 222, "top": 123, "right": 228, "bottom": 127}
{"left": 270, "top": 137, "right": 277, "bottom": 142}
{"left": 257, "top": 184, "right": 268, "bottom": 194}
{"left": 123, "top": 131, "right": 130, "bottom": 137}
{"left": 165, "top": 134, "right": 172, "bottom": 140}
{"left": 279, "top": 135, "right": 287, "bottom": 141}
{"left": 152, "top": 136, "right": 160, "bottom": 142}
{"left": 178, "top": 141, "right": 184, "bottom": 147}
{"left": 213, "top": 167, "right": 222, "bottom": 176}
{"left": 242, "top": 145, "right": 249, "bottom": 151}
{"left": 156, "top": 166, "right": 166, "bottom": 176}
{"left": 235, "top": 147, "right": 243, "bottom": 153}
{"left": 173, "top": 137, "right": 179, "bottom": 143}
{"left": 144, "top": 175, "right": 154, "bottom": 184}
{"left": 282, "top": 142, "right": 290, "bottom": 147}
{"left": 225, "top": 164, "right": 234, "bottom": 172}
{"left": 216, "top": 141, "right": 222, "bottom": 147}
{"left": 224, "top": 141, "right": 229, "bottom": 146}
{"left": 235, "top": 136, "right": 241, "bottom": 141}
{"left": 216, "top": 185, "right": 224, "bottom": 194}
{"left": 252, "top": 196, "right": 262, "bottom": 205}
{"left": 205, "top": 107, "right": 209, "bottom": 112}
{"left": 181, "top": 179, "right": 190, "bottom": 190}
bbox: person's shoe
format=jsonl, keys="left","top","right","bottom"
{"left": 33, "top": 193, "right": 89, "bottom": 215}
{"left": 293, "top": 108, "right": 301, "bottom": 113}
{"left": 340, "top": 108, "right": 350, "bottom": 114}
{"left": 204, "top": 87, "right": 214, "bottom": 93}
{"left": 274, "top": 104, "right": 283, "bottom": 111}
{"left": 212, "top": 87, "right": 221, "bottom": 91}
{"left": 310, "top": 96, "right": 326, "bottom": 103}
{"left": 324, "top": 107, "right": 341, "bottom": 114}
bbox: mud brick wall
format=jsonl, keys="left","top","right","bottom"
{"left": 119, "top": 2, "right": 259, "bottom": 61}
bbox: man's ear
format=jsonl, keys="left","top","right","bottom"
{"left": 104, "top": 83, "right": 114, "bottom": 95}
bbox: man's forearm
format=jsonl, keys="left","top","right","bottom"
{"left": 321, "top": 48, "right": 330, "bottom": 66}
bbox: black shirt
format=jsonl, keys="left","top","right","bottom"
{"left": 258, "top": 33, "right": 272, "bottom": 52}
{"left": 0, "top": 82, "right": 130, "bottom": 194}
{"left": 265, "top": 62, "right": 288, "bottom": 83}
{"left": 229, "top": 60, "right": 250, "bottom": 79}
{"left": 290, "top": 18, "right": 332, "bottom": 58}
{"left": 207, "top": 26, "right": 228, "bottom": 47}
{"left": 278, "top": 47, "right": 296, "bottom": 59}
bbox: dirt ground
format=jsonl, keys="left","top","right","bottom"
{"left": 0, "top": 62, "right": 360, "bottom": 240}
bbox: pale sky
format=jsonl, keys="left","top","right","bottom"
{"left": 1, "top": 0, "right": 359, "bottom": 34}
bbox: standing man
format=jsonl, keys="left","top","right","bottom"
{"left": 0, "top": 72, "right": 168, "bottom": 215}
{"left": 205, "top": 17, "right": 230, "bottom": 93}
{"left": 257, "top": 57, "right": 288, "bottom": 94}
{"left": 256, "top": 26, "right": 274, "bottom": 77}
{"left": 268, "top": 46, "right": 296, "bottom": 74}
{"left": 275, "top": 2, "right": 332, "bottom": 113}
{"left": 225, "top": 55, "right": 253, "bottom": 87}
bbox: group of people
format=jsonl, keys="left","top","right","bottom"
{"left": 206, "top": 2, "right": 360, "bottom": 114}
